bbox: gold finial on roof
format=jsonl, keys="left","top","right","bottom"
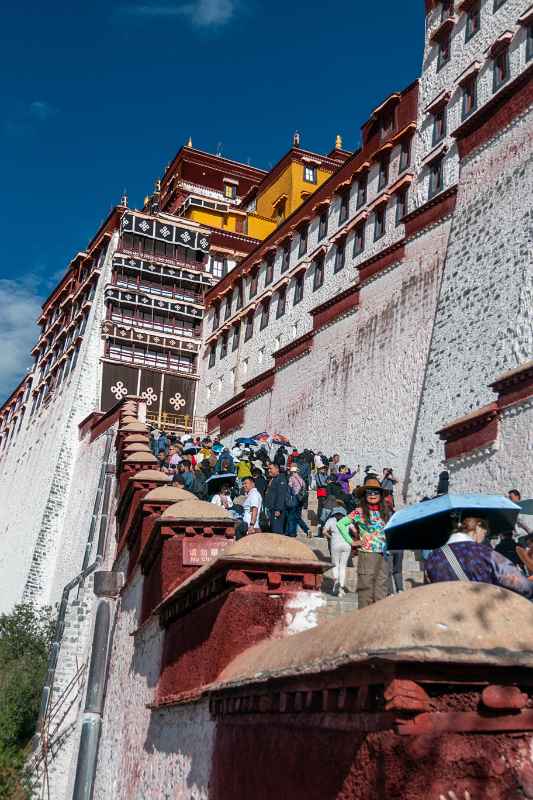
{"left": 143, "top": 195, "right": 150, "bottom": 208}
{"left": 335, "top": 133, "right": 343, "bottom": 150}
{"left": 186, "top": 136, "right": 193, "bottom": 147}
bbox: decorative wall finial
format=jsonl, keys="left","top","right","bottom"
{"left": 335, "top": 133, "right": 343, "bottom": 150}
{"left": 120, "top": 189, "right": 128, "bottom": 207}
{"left": 293, "top": 131, "right": 301, "bottom": 148}
{"left": 186, "top": 136, "right": 193, "bottom": 148}
{"left": 154, "top": 178, "right": 161, "bottom": 193}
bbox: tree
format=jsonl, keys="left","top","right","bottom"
{"left": 0, "top": 604, "right": 54, "bottom": 799}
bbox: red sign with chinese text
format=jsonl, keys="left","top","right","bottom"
{"left": 182, "top": 538, "right": 230, "bottom": 566}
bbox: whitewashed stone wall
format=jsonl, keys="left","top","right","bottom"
{"left": 233, "top": 222, "right": 451, "bottom": 499}
{"left": 407, "top": 104, "right": 533, "bottom": 499}
{"left": 414, "top": 0, "right": 531, "bottom": 204}
{"left": 93, "top": 568, "right": 214, "bottom": 800}
{"left": 0, "top": 233, "right": 117, "bottom": 613}
{"left": 198, "top": 131, "right": 414, "bottom": 418}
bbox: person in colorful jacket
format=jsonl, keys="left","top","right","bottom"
{"left": 337, "top": 475, "right": 392, "bottom": 608}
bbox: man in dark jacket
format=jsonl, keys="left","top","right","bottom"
{"left": 265, "top": 463, "right": 288, "bottom": 534}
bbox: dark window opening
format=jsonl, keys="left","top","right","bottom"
{"left": 276, "top": 287, "right": 287, "bottom": 318}
{"left": 236, "top": 281, "right": 243, "bottom": 310}
{"left": 493, "top": 47, "right": 510, "bottom": 91}
{"left": 298, "top": 225, "right": 308, "bottom": 257}
{"left": 224, "top": 295, "right": 232, "bottom": 321}
{"left": 249, "top": 269, "right": 259, "bottom": 299}
{"left": 429, "top": 157, "right": 445, "bottom": 199}
{"left": 313, "top": 254, "right": 325, "bottom": 291}
{"left": 374, "top": 207, "right": 386, "bottom": 241}
{"left": 208, "top": 345, "right": 216, "bottom": 368}
{"left": 245, "top": 312, "right": 254, "bottom": 341}
{"left": 281, "top": 244, "right": 290, "bottom": 272}
{"left": 462, "top": 77, "right": 477, "bottom": 119}
{"left": 353, "top": 222, "right": 366, "bottom": 257}
{"left": 265, "top": 255, "right": 274, "bottom": 286}
{"left": 232, "top": 323, "right": 240, "bottom": 351}
{"left": 357, "top": 174, "right": 368, "bottom": 208}
{"left": 260, "top": 299, "right": 270, "bottom": 330}
{"left": 528, "top": 25, "right": 533, "bottom": 62}
{"left": 334, "top": 240, "right": 346, "bottom": 273}
{"left": 339, "top": 190, "right": 350, "bottom": 224}
{"left": 437, "top": 32, "right": 451, "bottom": 70}
{"left": 396, "top": 189, "right": 408, "bottom": 225}
{"left": 465, "top": 1, "right": 480, "bottom": 40}
{"left": 399, "top": 138, "right": 411, "bottom": 172}
{"left": 220, "top": 333, "right": 228, "bottom": 359}
{"left": 318, "top": 211, "right": 328, "bottom": 241}
{"left": 212, "top": 304, "right": 220, "bottom": 331}
{"left": 378, "top": 154, "right": 390, "bottom": 191}
{"left": 293, "top": 273, "right": 304, "bottom": 305}
{"left": 432, "top": 106, "right": 447, "bottom": 146}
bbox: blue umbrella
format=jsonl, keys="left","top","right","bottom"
{"left": 235, "top": 437, "right": 258, "bottom": 447}
{"left": 384, "top": 494, "right": 521, "bottom": 550}
{"left": 518, "top": 499, "right": 533, "bottom": 515}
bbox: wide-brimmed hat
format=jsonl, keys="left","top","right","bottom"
{"left": 355, "top": 476, "right": 384, "bottom": 497}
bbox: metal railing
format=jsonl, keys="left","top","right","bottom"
{"left": 146, "top": 411, "right": 207, "bottom": 435}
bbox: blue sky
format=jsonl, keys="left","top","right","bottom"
{"left": 0, "top": 0, "right": 423, "bottom": 401}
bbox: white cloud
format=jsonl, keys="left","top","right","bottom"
{"left": 0, "top": 279, "right": 43, "bottom": 403}
{"left": 122, "top": 0, "right": 236, "bottom": 26}
{"left": 4, "top": 100, "right": 57, "bottom": 135}
{"left": 28, "top": 101, "right": 55, "bottom": 121}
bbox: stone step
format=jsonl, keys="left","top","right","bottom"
{"left": 295, "top": 532, "right": 425, "bottom": 623}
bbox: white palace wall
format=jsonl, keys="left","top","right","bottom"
{"left": 0, "top": 234, "right": 117, "bottom": 613}
{"left": 236, "top": 221, "right": 452, "bottom": 499}
{"left": 407, "top": 102, "right": 533, "bottom": 499}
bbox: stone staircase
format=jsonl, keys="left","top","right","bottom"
{"left": 296, "top": 498, "right": 425, "bottom": 624}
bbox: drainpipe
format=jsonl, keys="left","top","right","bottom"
{"left": 37, "top": 430, "right": 114, "bottom": 733}
{"left": 72, "top": 571, "right": 123, "bottom": 800}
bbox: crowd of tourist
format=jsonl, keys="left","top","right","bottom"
{"left": 148, "top": 427, "right": 533, "bottom": 607}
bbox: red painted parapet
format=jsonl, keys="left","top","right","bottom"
{"left": 125, "top": 485, "right": 191, "bottom": 580}
{"left": 115, "top": 469, "right": 171, "bottom": 557}
{"left": 119, "top": 451, "right": 158, "bottom": 494}
{"left": 139, "top": 498, "right": 236, "bottom": 624}
{"left": 207, "top": 582, "right": 533, "bottom": 800}
{"left": 152, "top": 534, "right": 325, "bottom": 708}
{"left": 437, "top": 360, "right": 533, "bottom": 461}
{"left": 437, "top": 402, "right": 500, "bottom": 460}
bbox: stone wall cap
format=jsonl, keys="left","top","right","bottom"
{"left": 123, "top": 451, "right": 158, "bottom": 463}
{"left": 123, "top": 443, "right": 152, "bottom": 453}
{"left": 143, "top": 486, "right": 191, "bottom": 503}
{"left": 123, "top": 434, "right": 150, "bottom": 444}
{"left": 120, "top": 416, "right": 138, "bottom": 425}
{"left": 120, "top": 422, "right": 150, "bottom": 433}
{"left": 161, "top": 499, "right": 234, "bottom": 521}
{"left": 215, "top": 583, "right": 533, "bottom": 690}
{"left": 221, "top": 533, "right": 319, "bottom": 564}
{"left": 130, "top": 470, "right": 171, "bottom": 483}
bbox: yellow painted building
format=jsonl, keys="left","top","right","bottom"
{"left": 180, "top": 140, "right": 343, "bottom": 242}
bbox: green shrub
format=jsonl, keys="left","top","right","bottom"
{"left": 0, "top": 604, "right": 54, "bottom": 799}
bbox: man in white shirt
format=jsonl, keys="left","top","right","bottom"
{"left": 241, "top": 477, "right": 262, "bottom": 534}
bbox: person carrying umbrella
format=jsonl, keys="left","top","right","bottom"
{"left": 425, "top": 515, "right": 533, "bottom": 598}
